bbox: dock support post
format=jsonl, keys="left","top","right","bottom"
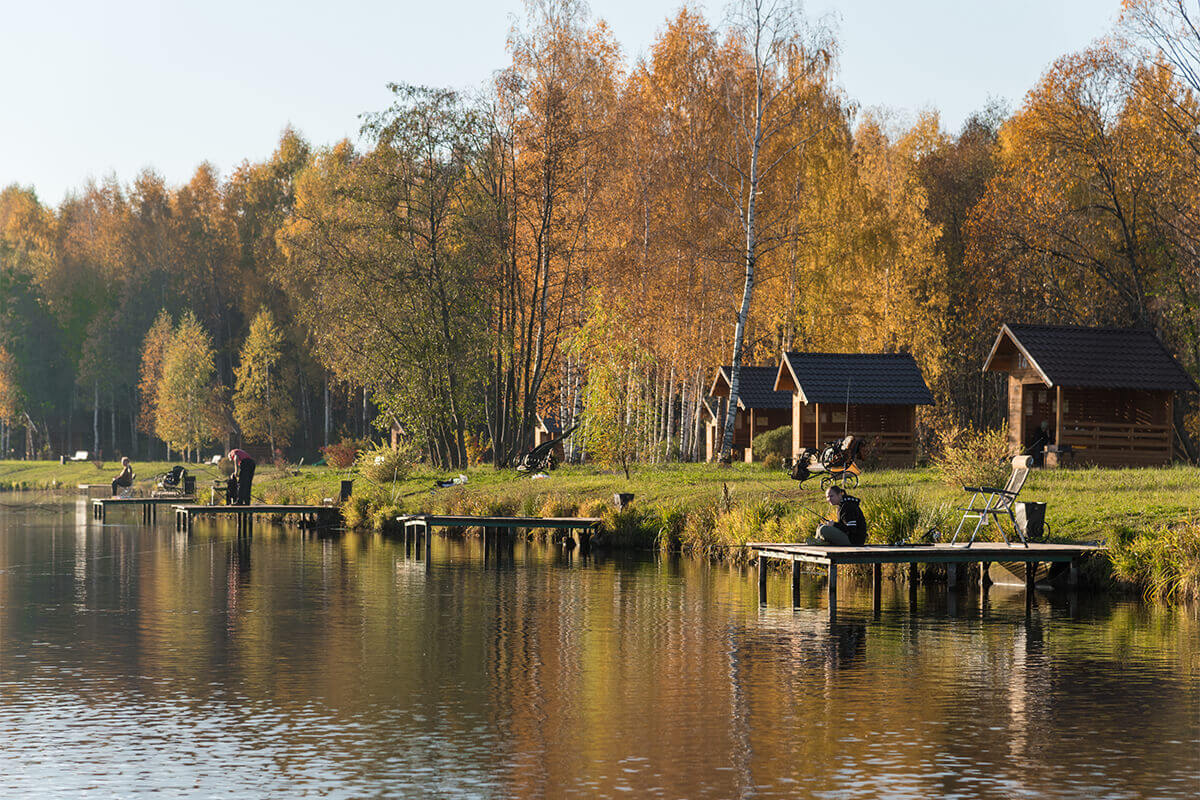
{"left": 872, "top": 563, "right": 882, "bottom": 615}
{"left": 791, "top": 560, "right": 801, "bottom": 608}
{"left": 1067, "top": 558, "right": 1079, "bottom": 589}
{"left": 424, "top": 521, "right": 432, "bottom": 571}
{"left": 827, "top": 563, "right": 838, "bottom": 616}
{"left": 757, "top": 554, "right": 768, "bottom": 606}
{"left": 980, "top": 561, "right": 992, "bottom": 592}
{"left": 947, "top": 562, "right": 959, "bottom": 590}
{"left": 1025, "top": 561, "right": 1038, "bottom": 592}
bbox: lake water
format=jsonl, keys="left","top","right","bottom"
{"left": 0, "top": 497, "right": 1196, "bottom": 798}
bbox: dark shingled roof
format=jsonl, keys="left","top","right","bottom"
{"left": 712, "top": 366, "right": 793, "bottom": 409}
{"left": 779, "top": 352, "right": 934, "bottom": 405}
{"left": 986, "top": 324, "right": 1198, "bottom": 391}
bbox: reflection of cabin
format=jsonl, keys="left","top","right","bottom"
{"left": 533, "top": 414, "right": 566, "bottom": 463}
{"left": 983, "top": 324, "right": 1197, "bottom": 466}
{"left": 774, "top": 352, "right": 934, "bottom": 466}
{"left": 705, "top": 366, "right": 793, "bottom": 462}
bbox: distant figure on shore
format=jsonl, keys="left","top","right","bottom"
{"left": 1027, "top": 420, "right": 1054, "bottom": 467}
{"left": 811, "top": 485, "right": 867, "bottom": 547}
{"left": 111, "top": 457, "right": 134, "bottom": 497}
{"left": 228, "top": 448, "right": 256, "bottom": 505}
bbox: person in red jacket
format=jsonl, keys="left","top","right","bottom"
{"left": 228, "top": 448, "right": 256, "bottom": 506}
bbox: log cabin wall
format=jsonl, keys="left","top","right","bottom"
{"left": 1057, "top": 387, "right": 1172, "bottom": 466}
{"left": 792, "top": 399, "right": 918, "bottom": 465}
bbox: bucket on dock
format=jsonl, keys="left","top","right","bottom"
{"left": 1014, "top": 501, "right": 1046, "bottom": 540}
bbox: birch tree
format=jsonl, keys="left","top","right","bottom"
{"left": 710, "top": 0, "right": 836, "bottom": 461}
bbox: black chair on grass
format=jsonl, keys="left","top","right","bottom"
{"left": 951, "top": 455, "right": 1033, "bottom": 547}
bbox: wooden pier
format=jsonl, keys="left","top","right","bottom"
{"left": 91, "top": 496, "right": 195, "bottom": 523}
{"left": 751, "top": 541, "right": 1104, "bottom": 617}
{"left": 397, "top": 514, "right": 603, "bottom": 570}
{"left": 174, "top": 504, "right": 343, "bottom": 534}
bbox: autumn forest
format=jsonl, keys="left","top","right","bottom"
{"left": 1, "top": 0, "right": 1198, "bottom": 468}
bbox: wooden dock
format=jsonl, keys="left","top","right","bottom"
{"left": 397, "top": 514, "right": 603, "bottom": 570}
{"left": 91, "top": 496, "right": 195, "bottom": 523}
{"left": 751, "top": 541, "right": 1104, "bottom": 616}
{"left": 174, "top": 504, "right": 343, "bottom": 534}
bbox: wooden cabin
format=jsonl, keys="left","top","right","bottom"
{"left": 705, "top": 366, "right": 793, "bottom": 462}
{"left": 774, "top": 352, "right": 934, "bottom": 466}
{"left": 532, "top": 414, "right": 566, "bottom": 463}
{"left": 983, "top": 324, "right": 1196, "bottom": 466}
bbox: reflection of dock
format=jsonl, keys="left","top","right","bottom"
{"left": 91, "top": 496, "right": 194, "bottom": 523}
{"left": 397, "top": 514, "right": 603, "bottom": 570}
{"left": 77, "top": 484, "right": 111, "bottom": 497}
{"left": 751, "top": 542, "right": 1103, "bottom": 616}
{"left": 174, "top": 504, "right": 343, "bottom": 534}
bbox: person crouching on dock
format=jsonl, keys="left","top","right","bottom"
{"left": 811, "top": 485, "right": 867, "bottom": 546}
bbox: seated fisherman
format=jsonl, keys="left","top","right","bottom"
{"left": 111, "top": 457, "right": 134, "bottom": 497}
{"left": 228, "top": 448, "right": 256, "bottom": 506}
{"left": 1026, "top": 420, "right": 1054, "bottom": 467}
{"left": 811, "top": 484, "right": 867, "bottom": 547}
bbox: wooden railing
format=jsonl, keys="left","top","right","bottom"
{"left": 1060, "top": 422, "right": 1171, "bottom": 465}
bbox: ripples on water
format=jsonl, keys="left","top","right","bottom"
{"left": 0, "top": 498, "right": 1196, "bottom": 798}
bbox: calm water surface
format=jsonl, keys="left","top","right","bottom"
{"left": 0, "top": 497, "right": 1196, "bottom": 798}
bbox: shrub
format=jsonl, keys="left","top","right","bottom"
{"left": 864, "top": 488, "right": 921, "bottom": 545}
{"left": 712, "top": 500, "right": 788, "bottom": 550}
{"left": 357, "top": 441, "right": 417, "bottom": 485}
{"left": 932, "top": 424, "right": 1010, "bottom": 489}
{"left": 601, "top": 506, "right": 659, "bottom": 549}
{"left": 680, "top": 501, "right": 721, "bottom": 557}
{"left": 752, "top": 425, "right": 791, "bottom": 462}
{"left": 539, "top": 494, "right": 578, "bottom": 518}
{"left": 655, "top": 504, "right": 687, "bottom": 551}
{"left": 1108, "top": 519, "right": 1200, "bottom": 602}
{"left": 321, "top": 437, "right": 365, "bottom": 469}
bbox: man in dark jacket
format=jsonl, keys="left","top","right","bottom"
{"left": 813, "top": 485, "right": 868, "bottom": 546}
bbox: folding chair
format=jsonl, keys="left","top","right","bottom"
{"left": 951, "top": 455, "right": 1033, "bottom": 547}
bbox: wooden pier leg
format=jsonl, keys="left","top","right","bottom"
{"left": 579, "top": 528, "right": 591, "bottom": 556}
{"left": 757, "top": 554, "right": 768, "bottom": 606}
{"left": 424, "top": 522, "right": 432, "bottom": 571}
{"left": 1025, "top": 561, "right": 1038, "bottom": 592}
{"left": 980, "top": 561, "right": 992, "bottom": 592}
{"left": 872, "top": 563, "right": 882, "bottom": 615}
{"left": 1067, "top": 558, "right": 1079, "bottom": 589}
{"left": 791, "top": 560, "right": 801, "bottom": 608}
{"left": 947, "top": 562, "right": 959, "bottom": 590}
{"left": 827, "top": 563, "right": 838, "bottom": 617}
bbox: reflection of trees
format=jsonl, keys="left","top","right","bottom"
{"left": 0, "top": 513, "right": 1197, "bottom": 797}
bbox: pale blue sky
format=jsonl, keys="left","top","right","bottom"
{"left": 0, "top": 0, "right": 1120, "bottom": 204}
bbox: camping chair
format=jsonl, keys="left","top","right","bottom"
{"left": 950, "top": 455, "right": 1033, "bottom": 547}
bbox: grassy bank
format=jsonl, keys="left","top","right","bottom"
{"left": 5, "top": 459, "right": 1199, "bottom": 600}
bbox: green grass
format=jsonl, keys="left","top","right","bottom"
{"left": 4, "top": 459, "right": 1198, "bottom": 543}
{"left": 6, "top": 458, "right": 1199, "bottom": 598}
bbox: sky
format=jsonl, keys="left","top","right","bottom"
{"left": 0, "top": 0, "right": 1122, "bottom": 205}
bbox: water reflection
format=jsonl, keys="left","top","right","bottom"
{"left": 0, "top": 499, "right": 1195, "bottom": 798}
